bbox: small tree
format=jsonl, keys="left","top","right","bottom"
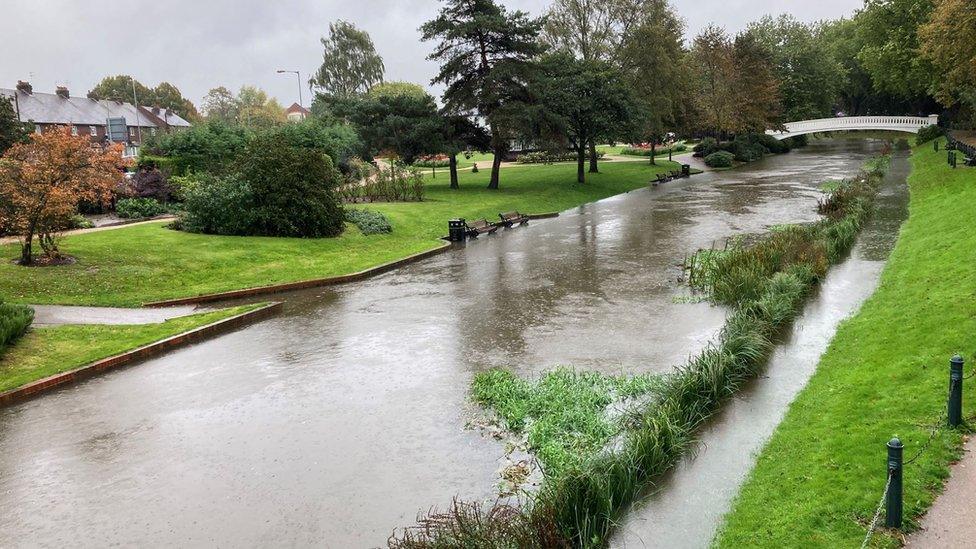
{"left": 441, "top": 113, "right": 490, "bottom": 189}
{"left": 310, "top": 20, "right": 386, "bottom": 99}
{"left": 0, "top": 128, "right": 125, "bottom": 265}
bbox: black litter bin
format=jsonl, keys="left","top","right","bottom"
{"left": 681, "top": 163, "right": 691, "bottom": 177}
{"left": 448, "top": 219, "right": 467, "bottom": 242}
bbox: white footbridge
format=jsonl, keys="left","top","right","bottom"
{"left": 767, "top": 115, "right": 939, "bottom": 140}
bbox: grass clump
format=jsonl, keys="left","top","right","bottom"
{"left": 390, "top": 153, "right": 892, "bottom": 548}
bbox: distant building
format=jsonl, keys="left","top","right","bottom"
{"left": 285, "top": 102, "right": 310, "bottom": 122}
{"left": 1, "top": 81, "right": 192, "bottom": 157}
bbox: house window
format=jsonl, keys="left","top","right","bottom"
{"left": 35, "top": 124, "right": 42, "bottom": 134}
{"left": 150, "top": 128, "right": 157, "bottom": 136}
{"left": 71, "top": 126, "right": 78, "bottom": 136}
{"left": 129, "top": 127, "right": 135, "bottom": 137}
{"left": 89, "top": 126, "right": 97, "bottom": 137}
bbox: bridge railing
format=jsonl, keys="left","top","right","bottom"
{"left": 769, "top": 115, "right": 939, "bottom": 138}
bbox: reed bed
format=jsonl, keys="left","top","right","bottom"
{"left": 389, "top": 154, "right": 891, "bottom": 548}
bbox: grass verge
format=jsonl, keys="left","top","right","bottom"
{"left": 390, "top": 153, "right": 890, "bottom": 547}
{"left": 0, "top": 160, "right": 679, "bottom": 307}
{"left": 0, "top": 304, "right": 261, "bottom": 393}
{"left": 714, "top": 140, "right": 976, "bottom": 547}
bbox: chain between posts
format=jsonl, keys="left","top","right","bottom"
{"left": 861, "top": 471, "right": 894, "bottom": 549}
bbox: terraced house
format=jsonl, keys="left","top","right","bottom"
{"left": 1, "top": 80, "right": 191, "bottom": 156}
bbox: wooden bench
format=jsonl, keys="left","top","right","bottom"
{"left": 466, "top": 218, "right": 498, "bottom": 237}
{"left": 498, "top": 211, "right": 529, "bottom": 227}
{"left": 670, "top": 170, "right": 683, "bottom": 179}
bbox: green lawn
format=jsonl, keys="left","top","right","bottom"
{"left": 0, "top": 160, "right": 679, "bottom": 306}
{"left": 0, "top": 305, "right": 260, "bottom": 393}
{"left": 715, "top": 140, "right": 976, "bottom": 547}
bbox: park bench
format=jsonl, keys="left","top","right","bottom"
{"left": 466, "top": 218, "right": 498, "bottom": 237}
{"left": 498, "top": 211, "right": 529, "bottom": 227}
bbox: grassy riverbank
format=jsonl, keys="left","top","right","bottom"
{"left": 0, "top": 305, "right": 261, "bottom": 393}
{"left": 0, "top": 160, "right": 678, "bottom": 307}
{"left": 715, "top": 140, "right": 976, "bottom": 547}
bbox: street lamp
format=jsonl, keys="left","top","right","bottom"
{"left": 276, "top": 69, "right": 303, "bottom": 109}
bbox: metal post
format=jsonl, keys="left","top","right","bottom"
{"left": 886, "top": 437, "right": 903, "bottom": 528}
{"left": 934, "top": 139, "right": 939, "bottom": 152}
{"left": 949, "top": 355, "right": 964, "bottom": 428}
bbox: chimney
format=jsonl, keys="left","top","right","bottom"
{"left": 55, "top": 86, "right": 70, "bottom": 99}
{"left": 16, "top": 80, "right": 32, "bottom": 94}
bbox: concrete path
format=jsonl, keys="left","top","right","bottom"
{"left": 29, "top": 304, "right": 207, "bottom": 326}
{"left": 0, "top": 216, "right": 175, "bottom": 245}
{"left": 905, "top": 436, "right": 976, "bottom": 548}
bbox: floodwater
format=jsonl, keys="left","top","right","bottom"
{"left": 0, "top": 139, "right": 897, "bottom": 548}
{"left": 613, "top": 150, "right": 910, "bottom": 548}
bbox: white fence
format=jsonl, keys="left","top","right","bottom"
{"left": 767, "top": 115, "right": 939, "bottom": 140}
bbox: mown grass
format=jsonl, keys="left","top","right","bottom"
{"left": 390, "top": 154, "right": 890, "bottom": 547}
{"left": 714, "top": 140, "right": 976, "bottom": 547}
{"left": 0, "top": 160, "right": 679, "bottom": 307}
{"left": 0, "top": 304, "right": 261, "bottom": 393}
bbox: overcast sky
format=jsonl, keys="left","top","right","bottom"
{"left": 3, "top": 0, "right": 862, "bottom": 110}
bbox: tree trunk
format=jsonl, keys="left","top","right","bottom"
{"left": 577, "top": 146, "right": 586, "bottom": 184}
{"left": 449, "top": 153, "right": 459, "bottom": 190}
{"left": 588, "top": 140, "right": 599, "bottom": 173}
{"left": 19, "top": 225, "right": 34, "bottom": 265}
{"left": 488, "top": 146, "right": 503, "bottom": 190}
{"left": 649, "top": 141, "right": 657, "bottom": 165}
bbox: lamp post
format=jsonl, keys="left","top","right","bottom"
{"left": 276, "top": 69, "right": 303, "bottom": 109}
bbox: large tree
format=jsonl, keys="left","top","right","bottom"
{"left": 421, "top": 0, "right": 544, "bottom": 190}
{"left": 617, "top": 0, "right": 690, "bottom": 162}
{"left": 202, "top": 86, "right": 240, "bottom": 123}
{"left": 0, "top": 128, "right": 125, "bottom": 264}
{"left": 310, "top": 20, "right": 385, "bottom": 99}
{"left": 855, "top": 0, "right": 935, "bottom": 110}
{"left": 690, "top": 26, "right": 738, "bottom": 137}
{"left": 746, "top": 15, "right": 844, "bottom": 122}
{"left": 920, "top": 0, "right": 976, "bottom": 123}
{"left": 237, "top": 86, "right": 286, "bottom": 128}
{"left": 0, "top": 97, "right": 30, "bottom": 155}
{"left": 88, "top": 75, "right": 199, "bottom": 121}
{"left": 730, "top": 33, "right": 781, "bottom": 133}
{"left": 534, "top": 53, "right": 638, "bottom": 183}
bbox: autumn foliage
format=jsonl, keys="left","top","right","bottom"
{"left": 0, "top": 127, "right": 126, "bottom": 265}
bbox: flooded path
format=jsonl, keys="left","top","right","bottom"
{"left": 0, "top": 140, "right": 894, "bottom": 547}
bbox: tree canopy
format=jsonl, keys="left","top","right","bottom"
{"left": 88, "top": 75, "right": 199, "bottom": 121}
{"left": 310, "top": 20, "right": 386, "bottom": 98}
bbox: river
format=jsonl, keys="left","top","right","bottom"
{"left": 0, "top": 138, "right": 904, "bottom": 548}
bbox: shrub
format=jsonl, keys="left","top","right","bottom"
{"left": 784, "top": 134, "right": 808, "bottom": 148}
{"left": 0, "top": 299, "right": 33, "bottom": 356}
{"left": 180, "top": 138, "right": 345, "bottom": 238}
{"left": 916, "top": 124, "right": 944, "bottom": 145}
{"left": 894, "top": 138, "right": 911, "bottom": 151}
{"left": 759, "top": 133, "right": 791, "bottom": 154}
{"left": 340, "top": 163, "right": 424, "bottom": 203}
{"left": 471, "top": 163, "right": 479, "bottom": 173}
{"left": 344, "top": 209, "right": 392, "bottom": 235}
{"left": 257, "top": 119, "right": 364, "bottom": 171}
{"left": 120, "top": 168, "right": 172, "bottom": 202}
{"left": 730, "top": 135, "right": 766, "bottom": 162}
{"left": 116, "top": 197, "right": 166, "bottom": 219}
{"left": 693, "top": 137, "right": 720, "bottom": 157}
{"left": 705, "top": 150, "right": 735, "bottom": 168}
{"left": 621, "top": 144, "right": 687, "bottom": 157}
{"left": 142, "top": 120, "right": 252, "bottom": 175}
{"left": 413, "top": 155, "right": 451, "bottom": 168}
{"left": 70, "top": 214, "right": 94, "bottom": 229}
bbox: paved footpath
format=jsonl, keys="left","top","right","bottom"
{"left": 905, "top": 436, "right": 976, "bottom": 548}
{"left": 29, "top": 304, "right": 207, "bottom": 326}
{"left": 0, "top": 216, "right": 175, "bottom": 245}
